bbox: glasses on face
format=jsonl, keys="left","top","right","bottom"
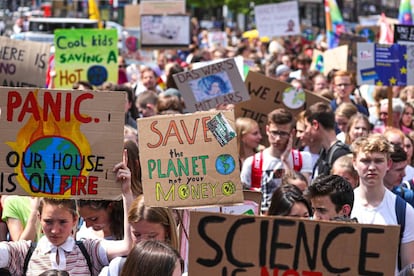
{"left": 269, "top": 129, "right": 290, "bottom": 138}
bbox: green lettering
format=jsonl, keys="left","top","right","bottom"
{"left": 199, "top": 155, "right": 209, "bottom": 174}
{"left": 148, "top": 160, "right": 156, "bottom": 179}
{"left": 167, "top": 159, "right": 178, "bottom": 178}
{"left": 157, "top": 159, "right": 167, "bottom": 178}
{"left": 192, "top": 156, "right": 199, "bottom": 175}
{"left": 107, "top": 50, "right": 117, "bottom": 63}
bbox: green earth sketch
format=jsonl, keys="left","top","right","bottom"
{"left": 282, "top": 87, "right": 305, "bottom": 109}
{"left": 215, "top": 154, "right": 236, "bottom": 175}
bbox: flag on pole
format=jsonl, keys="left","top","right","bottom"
{"left": 398, "top": 0, "right": 413, "bottom": 25}
{"left": 324, "top": 0, "right": 345, "bottom": 49}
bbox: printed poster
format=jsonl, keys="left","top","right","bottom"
{"left": 189, "top": 212, "right": 400, "bottom": 275}
{"left": 0, "top": 36, "right": 50, "bottom": 88}
{"left": 357, "top": 42, "right": 414, "bottom": 86}
{"left": 0, "top": 88, "right": 125, "bottom": 199}
{"left": 54, "top": 29, "right": 118, "bottom": 89}
{"left": 173, "top": 58, "right": 250, "bottom": 112}
{"left": 254, "top": 1, "right": 300, "bottom": 37}
{"left": 137, "top": 110, "right": 244, "bottom": 208}
{"left": 394, "top": 24, "right": 414, "bottom": 45}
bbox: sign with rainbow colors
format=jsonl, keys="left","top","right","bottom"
{"left": 357, "top": 42, "right": 414, "bottom": 86}
{"left": 54, "top": 29, "right": 118, "bottom": 89}
{"left": 0, "top": 87, "right": 125, "bottom": 199}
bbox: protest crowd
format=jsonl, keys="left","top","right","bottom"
{"left": 2, "top": 0, "right": 414, "bottom": 275}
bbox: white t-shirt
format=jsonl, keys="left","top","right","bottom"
{"left": 351, "top": 188, "right": 414, "bottom": 275}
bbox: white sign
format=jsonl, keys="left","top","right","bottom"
{"left": 254, "top": 1, "right": 300, "bottom": 38}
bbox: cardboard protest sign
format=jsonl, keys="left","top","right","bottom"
{"left": 235, "top": 71, "right": 329, "bottom": 144}
{"left": 355, "top": 25, "right": 379, "bottom": 42}
{"left": 254, "top": 1, "right": 300, "bottom": 37}
{"left": 54, "top": 29, "right": 118, "bottom": 89}
{"left": 0, "top": 37, "right": 50, "bottom": 88}
{"left": 207, "top": 31, "right": 228, "bottom": 49}
{"left": 310, "top": 45, "right": 348, "bottom": 75}
{"left": 339, "top": 33, "right": 367, "bottom": 73}
{"left": 0, "top": 88, "right": 125, "bottom": 199}
{"left": 357, "top": 42, "right": 414, "bottom": 86}
{"left": 173, "top": 58, "right": 250, "bottom": 112}
{"left": 140, "top": 15, "right": 190, "bottom": 48}
{"left": 139, "top": 0, "right": 185, "bottom": 15}
{"left": 394, "top": 24, "right": 414, "bottom": 45}
{"left": 124, "top": 4, "right": 140, "bottom": 28}
{"left": 137, "top": 110, "right": 244, "bottom": 208}
{"left": 189, "top": 211, "right": 400, "bottom": 275}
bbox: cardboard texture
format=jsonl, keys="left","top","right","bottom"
{"left": 54, "top": 29, "right": 118, "bottom": 89}
{"left": 174, "top": 58, "right": 250, "bottom": 112}
{"left": 123, "top": 4, "right": 140, "bottom": 28}
{"left": 189, "top": 211, "right": 400, "bottom": 275}
{"left": 235, "top": 71, "right": 329, "bottom": 145}
{"left": 254, "top": 1, "right": 300, "bottom": 37}
{"left": 137, "top": 110, "right": 244, "bottom": 208}
{"left": 139, "top": 0, "right": 185, "bottom": 15}
{"left": 339, "top": 33, "right": 367, "bottom": 73}
{"left": 311, "top": 45, "right": 349, "bottom": 75}
{"left": 0, "top": 88, "right": 125, "bottom": 199}
{"left": 0, "top": 37, "right": 50, "bottom": 88}
{"left": 357, "top": 42, "right": 414, "bottom": 86}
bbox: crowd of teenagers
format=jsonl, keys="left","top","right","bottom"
{"left": 2, "top": 21, "right": 414, "bottom": 275}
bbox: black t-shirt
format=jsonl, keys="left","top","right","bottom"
{"left": 313, "top": 140, "right": 351, "bottom": 177}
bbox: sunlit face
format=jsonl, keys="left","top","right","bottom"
{"left": 331, "top": 167, "right": 358, "bottom": 189}
{"left": 313, "top": 76, "right": 328, "bottom": 92}
{"left": 40, "top": 203, "right": 78, "bottom": 246}
{"left": 142, "top": 71, "right": 156, "bottom": 90}
{"left": 241, "top": 125, "right": 262, "bottom": 151}
{"left": 335, "top": 115, "right": 349, "bottom": 133}
{"left": 353, "top": 152, "right": 391, "bottom": 187}
{"left": 384, "top": 160, "right": 407, "bottom": 189}
{"left": 333, "top": 75, "right": 353, "bottom": 100}
{"left": 288, "top": 202, "right": 310, "bottom": 218}
{"left": 78, "top": 205, "right": 111, "bottom": 233}
{"left": 402, "top": 106, "right": 414, "bottom": 127}
{"left": 349, "top": 119, "right": 369, "bottom": 143}
{"left": 404, "top": 136, "right": 413, "bottom": 163}
{"left": 266, "top": 123, "right": 292, "bottom": 154}
{"left": 311, "top": 195, "right": 342, "bottom": 221}
{"left": 130, "top": 220, "right": 167, "bottom": 244}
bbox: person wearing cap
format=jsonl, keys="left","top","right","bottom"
{"left": 275, "top": 64, "right": 291, "bottom": 82}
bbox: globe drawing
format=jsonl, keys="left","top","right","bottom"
{"left": 282, "top": 87, "right": 305, "bottom": 109}
{"left": 22, "top": 137, "right": 81, "bottom": 194}
{"left": 215, "top": 154, "right": 236, "bottom": 175}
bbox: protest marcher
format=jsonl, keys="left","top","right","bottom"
{"left": 267, "top": 184, "right": 312, "bottom": 218}
{"left": 0, "top": 151, "right": 134, "bottom": 275}
{"left": 275, "top": 64, "right": 291, "bottom": 82}
{"left": 331, "top": 154, "right": 359, "bottom": 189}
{"left": 135, "top": 91, "right": 159, "bottom": 118}
{"left": 295, "top": 111, "right": 321, "bottom": 169}
{"left": 335, "top": 102, "right": 358, "bottom": 141}
{"left": 351, "top": 134, "right": 414, "bottom": 274}
{"left": 400, "top": 102, "right": 414, "bottom": 135}
{"left": 373, "top": 98, "right": 405, "bottom": 133}
{"left": 344, "top": 113, "right": 371, "bottom": 145}
{"left": 383, "top": 144, "right": 414, "bottom": 207}
{"left": 305, "top": 174, "right": 355, "bottom": 221}
{"left": 304, "top": 102, "right": 351, "bottom": 179}
{"left": 241, "top": 108, "right": 312, "bottom": 213}
{"left": 235, "top": 117, "right": 263, "bottom": 166}
{"left": 100, "top": 195, "right": 179, "bottom": 276}
{"left": 134, "top": 67, "right": 163, "bottom": 96}
{"left": 120, "top": 240, "right": 183, "bottom": 276}
{"left": 330, "top": 70, "right": 369, "bottom": 117}
{"left": 311, "top": 73, "right": 328, "bottom": 95}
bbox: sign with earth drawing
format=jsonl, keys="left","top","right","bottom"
{"left": 0, "top": 87, "right": 125, "bottom": 199}
{"left": 54, "top": 29, "right": 118, "bottom": 89}
{"left": 137, "top": 110, "right": 244, "bottom": 208}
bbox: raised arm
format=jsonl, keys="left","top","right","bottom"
{"left": 104, "top": 149, "right": 134, "bottom": 261}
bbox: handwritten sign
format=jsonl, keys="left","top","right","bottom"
{"left": 54, "top": 29, "right": 118, "bottom": 89}
{"left": 207, "top": 32, "right": 228, "bottom": 49}
{"left": 137, "top": 110, "right": 244, "bottom": 208}
{"left": 0, "top": 37, "right": 50, "bottom": 88}
{"left": 0, "top": 87, "right": 125, "bottom": 199}
{"left": 235, "top": 71, "right": 328, "bottom": 145}
{"left": 254, "top": 1, "right": 300, "bottom": 37}
{"left": 357, "top": 42, "right": 414, "bottom": 86}
{"left": 394, "top": 24, "right": 414, "bottom": 45}
{"left": 310, "top": 45, "right": 349, "bottom": 75}
{"left": 173, "top": 58, "right": 250, "bottom": 112}
{"left": 189, "top": 211, "right": 400, "bottom": 275}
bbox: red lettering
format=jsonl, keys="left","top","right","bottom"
{"left": 19, "top": 91, "right": 40, "bottom": 122}
{"left": 44, "top": 92, "right": 61, "bottom": 121}
{"left": 7, "top": 91, "right": 22, "bottom": 121}
{"left": 74, "top": 93, "right": 93, "bottom": 123}
{"left": 261, "top": 267, "right": 322, "bottom": 276}
{"left": 61, "top": 175, "right": 71, "bottom": 194}
{"left": 202, "top": 116, "right": 212, "bottom": 143}
{"left": 88, "top": 176, "right": 98, "bottom": 194}
{"left": 65, "top": 92, "right": 72, "bottom": 121}
{"left": 163, "top": 120, "right": 183, "bottom": 145}
{"left": 147, "top": 121, "right": 163, "bottom": 148}
{"left": 75, "top": 175, "right": 87, "bottom": 195}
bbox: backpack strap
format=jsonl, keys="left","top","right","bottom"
{"left": 23, "top": 242, "right": 37, "bottom": 276}
{"left": 250, "top": 151, "right": 263, "bottom": 190}
{"left": 291, "top": 149, "right": 302, "bottom": 172}
{"left": 24, "top": 241, "right": 93, "bottom": 276}
{"left": 76, "top": 240, "right": 93, "bottom": 275}
{"left": 395, "top": 195, "right": 406, "bottom": 271}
